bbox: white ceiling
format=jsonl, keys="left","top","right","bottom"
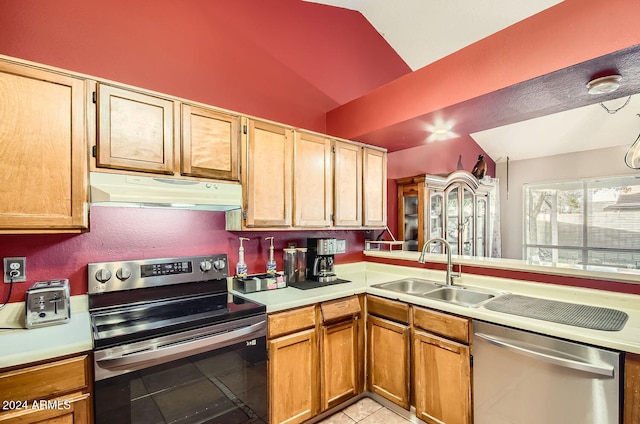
{"left": 305, "top": 0, "right": 638, "bottom": 163}
{"left": 471, "top": 95, "right": 639, "bottom": 162}
{"left": 305, "top": 0, "right": 562, "bottom": 71}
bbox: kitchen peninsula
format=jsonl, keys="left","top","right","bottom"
{"left": 1, "top": 256, "right": 639, "bottom": 424}
{"left": 235, "top": 260, "right": 640, "bottom": 424}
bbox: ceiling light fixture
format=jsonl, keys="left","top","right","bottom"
{"left": 433, "top": 126, "right": 450, "bottom": 135}
{"left": 586, "top": 74, "right": 622, "bottom": 95}
{"left": 425, "top": 120, "right": 457, "bottom": 142}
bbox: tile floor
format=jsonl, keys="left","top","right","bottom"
{"left": 317, "top": 397, "right": 412, "bottom": 424}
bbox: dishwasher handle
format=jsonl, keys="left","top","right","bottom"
{"left": 474, "top": 332, "right": 614, "bottom": 377}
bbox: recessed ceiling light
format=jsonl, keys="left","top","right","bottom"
{"left": 586, "top": 75, "right": 622, "bottom": 95}
{"left": 433, "top": 126, "right": 451, "bottom": 135}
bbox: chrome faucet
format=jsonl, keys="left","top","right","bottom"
{"left": 419, "top": 237, "right": 460, "bottom": 286}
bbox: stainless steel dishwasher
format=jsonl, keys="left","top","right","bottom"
{"left": 472, "top": 320, "right": 621, "bottom": 424}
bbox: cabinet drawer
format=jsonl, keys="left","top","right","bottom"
{"left": 413, "top": 307, "right": 470, "bottom": 344}
{"left": 367, "top": 295, "right": 409, "bottom": 324}
{"left": 268, "top": 305, "right": 317, "bottom": 338}
{"left": 321, "top": 295, "right": 361, "bottom": 323}
{"left": 0, "top": 355, "right": 89, "bottom": 402}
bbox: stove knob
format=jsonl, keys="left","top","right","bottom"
{"left": 116, "top": 267, "right": 132, "bottom": 281}
{"left": 213, "top": 259, "right": 226, "bottom": 271}
{"left": 95, "top": 269, "right": 112, "bottom": 283}
{"left": 200, "top": 261, "right": 213, "bottom": 272}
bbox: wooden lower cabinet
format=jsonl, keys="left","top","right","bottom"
{"left": 0, "top": 392, "right": 91, "bottom": 424}
{"left": 413, "top": 330, "right": 471, "bottom": 424}
{"left": 267, "top": 297, "right": 363, "bottom": 424}
{"left": 268, "top": 328, "right": 319, "bottom": 424}
{"left": 319, "top": 296, "right": 364, "bottom": 411}
{"left": 366, "top": 314, "right": 410, "bottom": 409}
{"left": 625, "top": 353, "right": 640, "bottom": 424}
{"left": 412, "top": 306, "right": 471, "bottom": 424}
{"left": 320, "top": 319, "right": 360, "bottom": 409}
{"left": 0, "top": 354, "right": 92, "bottom": 424}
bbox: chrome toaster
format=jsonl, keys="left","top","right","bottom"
{"left": 25, "top": 279, "right": 71, "bottom": 328}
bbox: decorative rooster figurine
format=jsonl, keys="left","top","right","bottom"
{"left": 471, "top": 154, "right": 487, "bottom": 180}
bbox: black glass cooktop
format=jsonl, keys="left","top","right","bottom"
{"left": 91, "top": 291, "right": 265, "bottom": 349}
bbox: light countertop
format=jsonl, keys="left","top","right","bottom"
{"left": 0, "top": 296, "right": 92, "bottom": 369}
{"left": 2, "top": 260, "right": 639, "bottom": 370}
{"left": 364, "top": 250, "right": 640, "bottom": 285}
{"left": 235, "top": 262, "right": 640, "bottom": 354}
{"left": 232, "top": 263, "right": 368, "bottom": 313}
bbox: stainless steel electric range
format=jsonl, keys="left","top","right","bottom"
{"left": 88, "top": 254, "right": 267, "bottom": 424}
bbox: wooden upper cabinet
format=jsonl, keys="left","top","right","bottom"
{"left": 181, "top": 104, "right": 240, "bottom": 181}
{"left": 244, "top": 119, "right": 293, "bottom": 227}
{"left": 363, "top": 147, "right": 387, "bottom": 228}
{"left": 0, "top": 60, "right": 88, "bottom": 233}
{"left": 334, "top": 141, "right": 363, "bottom": 227}
{"left": 96, "top": 83, "right": 176, "bottom": 175}
{"left": 293, "top": 131, "right": 333, "bottom": 227}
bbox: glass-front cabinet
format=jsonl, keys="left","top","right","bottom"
{"left": 397, "top": 171, "right": 492, "bottom": 256}
{"left": 397, "top": 176, "right": 424, "bottom": 251}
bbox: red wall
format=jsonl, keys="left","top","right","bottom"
{"left": 385, "top": 136, "right": 495, "bottom": 238}
{"left": 0, "top": 0, "right": 409, "bottom": 133}
{"left": 0, "top": 0, "right": 407, "bottom": 304}
{"left": 0, "top": 207, "right": 367, "bottom": 304}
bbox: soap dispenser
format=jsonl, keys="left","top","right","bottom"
{"left": 236, "top": 237, "right": 250, "bottom": 277}
{"left": 265, "top": 237, "right": 277, "bottom": 274}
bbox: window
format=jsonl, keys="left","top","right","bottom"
{"left": 523, "top": 175, "right": 640, "bottom": 269}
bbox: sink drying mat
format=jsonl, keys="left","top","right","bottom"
{"left": 289, "top": 278, "right": 351, "bottom": 290}
{"left": 485, "top": 294, "right": 628, "bottom": 331}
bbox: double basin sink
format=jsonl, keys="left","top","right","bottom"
{"left": 371, "top": 278, "right": 505, "bottom": 308}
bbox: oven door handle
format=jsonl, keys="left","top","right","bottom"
{"left": 95, "top": 320, "right": 266, "bottom": 373}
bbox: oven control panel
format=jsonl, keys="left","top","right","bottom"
{"left": 141, "top": 261, "right": 193, "bottom": 277}
{"left": 88, "top": 254, "right": 227, "bottom": 294}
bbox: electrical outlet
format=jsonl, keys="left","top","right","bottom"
{"left": 3, "top": 257, "right": 26, "bottom": 283}
{"left": 336, "top": 239, "right": 346, "bottom": 254}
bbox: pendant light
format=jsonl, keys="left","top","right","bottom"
{"left": 624, "top": 114, "right": 640, "bottom": 169}
{"left": 586, "top": 73, "right": 640, "bottom": 169}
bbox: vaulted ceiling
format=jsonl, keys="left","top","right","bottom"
{"left": 2, "top": 0, "right": 640, "bottom": 165}
{"left": 312, "top": 0, "right": 640, "bottom": 162}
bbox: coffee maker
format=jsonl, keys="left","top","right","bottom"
{"left": 307, "top": 238, "right": 337, "bottom": 282}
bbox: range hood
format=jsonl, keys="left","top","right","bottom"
{"left": 90, "top": 172, "right": 242, "bottom": 211}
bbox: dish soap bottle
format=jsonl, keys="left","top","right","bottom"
{"left": 236, "top": 237, "right": 250, "bottom": 278}
{"left": 265, "top": 237, "right": 277, "bottom": 274}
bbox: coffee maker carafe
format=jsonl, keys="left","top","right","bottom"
{"left": 307, "top": 238, "right": 337, "bottom": 282}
